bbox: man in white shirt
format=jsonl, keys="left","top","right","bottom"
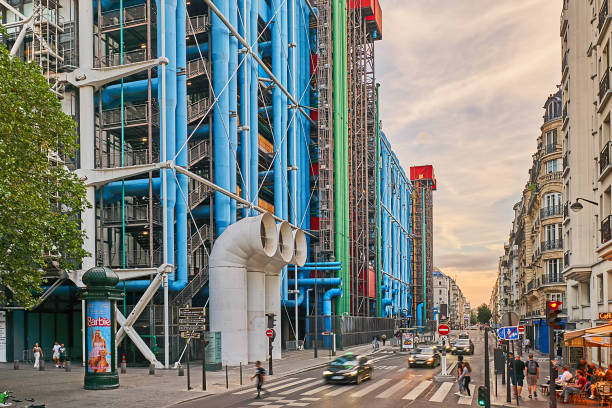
{"left": 52, "top": 341, "right": 61, "bottom": 368}
{"left": 559, "top": 366, "right": 573, "bottom": 384}
{"left": 524, "top": 337, "right": 530, "bottom": 352}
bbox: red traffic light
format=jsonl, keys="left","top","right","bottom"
{"left": 548, "top": 301, "right": 562, "bottom": 310}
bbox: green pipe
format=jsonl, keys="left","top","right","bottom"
{"left": 120, "top": 0, "right": 126, "bottom": 316}
{"left": 375, "top": 84, "right": 382, "bottom": 317}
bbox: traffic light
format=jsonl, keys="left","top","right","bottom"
{"left": 546, "top": 300, "right": 563, "bottom": 329}
{"left": 478, "top": 385, "right": 490, "bottom": 407}
{"left": 266, "top": 313, "right": 276, "bottom": 329}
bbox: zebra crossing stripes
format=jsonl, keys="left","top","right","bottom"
{"left": 325, "top": 385, "right": 353, "bottom": 397}
{"left": 402, "top": 380, "right": 433, "bottom": 400}
{"left": 375, "top": 379, "right": 411, "bottom": 398}
{"left": 349, "top": 378, "right": 392, "bottom": 397}
{"left": 429, "top": 382, "right": 454, "bottom": 402}
{"left": 301, "top": 385, "right": 333, "bottom": 396}
{"left": 458, "top": 385, "right": 476, "bottom": 405}
{"left": 233, "top": 377, "right": 298, "bottom": 395}
{"left": 278, "top": 380, "right": 324, "bottom": 395}
{"left": 266, "top": 378, "right": 316, "bottom": 392}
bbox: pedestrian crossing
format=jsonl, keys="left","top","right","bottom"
{"left": 233, "top": 376, "right": 477, "bottom": 406}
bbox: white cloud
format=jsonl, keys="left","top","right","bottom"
{"left": 377, "top": 0, "right": 561, "bottom": 306}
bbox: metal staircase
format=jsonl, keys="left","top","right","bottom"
{"left": 171, "top": 252, "right": 209, "bottom": 307}
{"left": 188, "top": 223, "right": 212, "bottom": 253}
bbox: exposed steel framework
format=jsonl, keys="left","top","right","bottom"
{"left": 412, "top": 181, "right": 434, "bottom": 321}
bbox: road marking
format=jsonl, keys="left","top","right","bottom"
{"left": 233, "top": 377, "right": 298, "bottom": 395}
{"left": 458, "top": 384, "right": 476, "bottom": 405}
{"left": 248, "top": 403, "right": 269, "bottom": 406}
{"left": 429, "top": 381, "right": 454, "bottom": 402}
{"left": 301, "top": 385, "right": 333, "bottom": 396}
{"left": 300, "top": 397, "right": 320, "bottom": 401}
{"left": 325, "top": 386, "right": 354, "bottom": 396}
{"left": 350, "top": 378, "right": 391, "bottom": 397}
{"left": 285, "top": 404, "right": 309, "bottom": 407}
{"left": 402, "top": 380, "right": 432, "bottom": 400}
{"left": 266, "top": 378, "right": 315, "bottom": 393}
{"left": 278, "top": 380, "right": 324, "bottom": 395}
{"left": 397, "top": 367, "right": 407, "bottom": 373}
{"left": 376, "top": 379, "right": 411, "bottom": 399}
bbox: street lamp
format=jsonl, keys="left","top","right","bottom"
{"left": 570, "top": 197, "right": 598, "bottom": 212}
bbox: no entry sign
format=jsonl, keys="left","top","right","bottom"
{"left": 518, "top": 325, "right": 525, "bottom": 334}
{"left": 438, "top": 324, "right": 450, "bottom": 336}
{"left": 266, "top": 329, "right": 274, "bottom": 338}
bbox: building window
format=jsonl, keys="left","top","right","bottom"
{"left": 546, "top": 293, "right": 562, "bottom": 302}
{"left": 546, "top": 159, "right": 561, "bottom": 173}
{"left": 546, "top": 259, "right": 562, "bottom": 282}
{"left": 546, "top": 129, "right": 558, "bottom": 146}
{"left": 543, "top": 193, "right": 562, "bottom": 209}
{"left": 597, "top": 274, "right": 604, "bottom": 303}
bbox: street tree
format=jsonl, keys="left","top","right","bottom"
{"left": 476, "top": 304, "right": 492, "bottom": 324}
{"left": 470, "top": 310, "right": 477, "bottom": 325}
{"left": 0, "top": 34, "right": 88, "bottom": 308}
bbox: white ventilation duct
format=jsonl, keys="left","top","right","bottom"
{"left": 209, "top": 213, "right": 278, "bottom": 365}
{"left": 262, "top": 222, "right": 294, "bottom": 360}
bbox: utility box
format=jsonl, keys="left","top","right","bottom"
{"left": 203, "top": 332, "right": 222, "bottom": 371}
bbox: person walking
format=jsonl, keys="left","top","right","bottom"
{"left": 382, "top": 334, "right": 387, "bottom": 346}
{"left": 459, "top": 360, "right": 472, "bottom": 396}
{"left": 525, "top": 353, "right": 539, "bottom": 399}
{"left": 251, "top": 361, "right": 266, "bottom": 399}
{"left": 59, "top": 343, "right": 67, "bottom": 368}
{"left": 511, "top": 354, "right": 526, "bottom": 398}
{"left": 372, "top": 336, "right": 378, "bottom": 352}
{"left": 32, "top": 343, "right": 43, "bottom": 369}
{"left": 52, "top": 341, "right": 61, "bottom": 368}
{"left": 523, "top": 337, "right": 530, "bottom": 353}
{"left": 455, "top": 355, "right": 465, "bottom": 396}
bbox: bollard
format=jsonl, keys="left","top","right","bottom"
{"left": 39, "top": 360, "right": 45, "bottom": 371}
{"left": 149, "top": 363, "right": 155, "bottom": 375}
{"left": 240, "top": 362, "right": 242, "bottom": 386}
{"left": 65, "top": 361, "right": 71, "bottom": 372}
{"left": 178, "top": 365, "right": 185, "bottom": 376}
{"left": 120, "top": 354, "right": 127, "bottom": 374}
{"left": 13, "top": 360, "right": 19, "bottom": 370}
{"left": 225, "top": 365, "right": 228, "bottom": 389}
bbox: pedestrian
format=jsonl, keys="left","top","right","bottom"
{"left": 523, "top": 337, "right": 530, "bottom": 353}
{"left": 382, "top": 334, "right": 387, "bottom": 346}
{"left": 525, "top": 353, "right": 539, "bottom": 399}
{"left": 372, "top": 336, "right": 378, "bottom": 352}
{"left": 455, "top": 355, "right": 465, "bottom": 396}
{"left": 251, "top": 361, "right": 266, "bottom": 399}
{"left": 59, "top": 343, "right": 67, "bottom": 368}
{"left": 459, "top": 360, "right": 472, "bottom": 396}
{"left": 32, "top": 343, "right": 43, "bottom": 369}
{"left": 509, "top": 354, "right": 525, "bottom": 398}
{"left": 576, "top": 359, "right": 587, "bottom": 372}
{"left": 52, "top": 341, "right": 61, "bottom": 368}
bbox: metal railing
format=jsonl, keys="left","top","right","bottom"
{"left": 601, "top": 68, "right": 611, "bottom": 103}
{"left": 104, "top": 247, "right": 162, "bottom": 269}
{"left": 186, "top": 58, "right": 210, "bottom": 79}
{"left": 602, "top": 215, "right": 612, "bottom": 244}
{"left": 601, "top": 141, "right": 611, "bottom": 174}
{"left": 98, "top": 148, "right": 159, "bottom": 169}
{"left": 188, "top": 223, "right": 212, "bottom": 253}
{"left": 527, "top": 280, "right": 535, "bottom": 291}
{"left": 600, "top": 0, "right": 609, "bottom": 33}
{"left": 541, "top": 239, "right": 563, "bottom": 252}
{"left": 103, "top": 204, "right": 162, "bottom": 225}
{"left": 189, "top": 183, "right": 212, "bottom": 209}
{"left": 187, "top": 97, "right": 210, "bottom": 123}
{"left": 546, "top": 143, "right": 560, "bottom": 154}
{"left": 186, "top": 15, "right": 208, "bottom": 35}
{"left": 95, "top": 49, "right": 147, "bottom": 68}
{"left": 541, "top": 205, "right": 563, "bottom": 219}
{"left": 101, "top": 102, "right": 159, "bottom": 128}
{"left": 100, "top": 4, "right": 150, "bottom": 30}
{"left": 541, "top": 274, "right": 564, "bottom": 285}
{"left": 188, "top": 139, "right": 210, "bottom": 167}
{"left": 538, "top": 171, "right": 563, "bottom": 183}
{"left": 172, "top": 252, "right": 209, "bottom": 307}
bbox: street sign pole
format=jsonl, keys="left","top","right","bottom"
{"left": 186, "top": 339, "right": 191, "bottom": 390}
{"left": 549, "top": 325, "right": 556, "bottom": 408}
{"left": 269, "top": 337, "right": 273, "bottom": 375}
{"left": 485, "top": 327, "right": 490, "bottom": 396}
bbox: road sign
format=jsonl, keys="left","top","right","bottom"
{"left": 179, "top": 324, "right": 206, "bottom": 332}
{"left": 179, "top": 317, "right": 206, "bottom": 324}
{"left": 438, "top": 324, "right": 450, "bottom": 336}
{"left": 266, "top": 329, "right": 274, "bottom": 338}
{"left": 497, "top": 326, "right": 519, "bottom": 340}
{"left": 518, "top": 325, "right": 525, "bottom": 334}
{"left": 180, "top": 332, "right": 201, "bottom": 339}
{"left": 179, "top": 307, "right": 205, "bottom": 318}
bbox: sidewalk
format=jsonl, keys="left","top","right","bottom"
{"left": 488, "top": 348, "right": 580, "bottom": 408}
{"left": 0, "top": 343, "right": 387, "bottom": 408}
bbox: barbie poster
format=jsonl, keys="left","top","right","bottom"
{"left": 87, "top": 300, "right": 112, "bottom": 373}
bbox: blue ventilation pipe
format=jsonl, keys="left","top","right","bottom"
{"left": 228, "top": 0, "right": 238, "bottom": 224}
{"left": 175, "top": 0, "right": 188, "bottom": 285}
{"left": 188, "top": 124, "right": 210, "bottom": 139}
{"left": 99, "top": 178, "right": 161, "bottom": 202}
{"left": 212, "top": 0, "right": 230, "bottom": 236}
{"left": 323, "top": 287, "right": 342, "bottom": 346}
{"left": 249, "top": 0, "right": 259, "bottom": 215}
{"left": 238, "top": 0, "right": 251, "bottom": 218}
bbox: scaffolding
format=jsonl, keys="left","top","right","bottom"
{"left": 411, "top": 180, "right": 434, "bottom": 321}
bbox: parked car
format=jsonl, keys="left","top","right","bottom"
{"left": 452, "top": 338, "right": 474, "bottom": 355}
{"left": 323, "top": 354, "right": 373, "bottom": 384}
{"left": 408, "top": 347, "right": 441, "bottom": 368}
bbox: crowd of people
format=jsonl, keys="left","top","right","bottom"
{"left": 31, "top": 341, "right": 67, "bottom": 369}
{"left": 554, "top": 359, "right": 612, "bottom": 403}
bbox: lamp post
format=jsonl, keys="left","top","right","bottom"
{"left": 569, "top": 197, "right": 598, "bottom": 212}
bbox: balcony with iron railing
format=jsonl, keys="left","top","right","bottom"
{"left": 600, "top": 0, "right": 609, "bottom": 34}
{"left": 95, "top": 49, "right": 148, "bottom": 68}
{"left": 541, "top": 205, "right": 563, "bottom": 219}
{"left": 186, "top": 15, "right": 208, "bottom": 35}
{"left": 541, "top": 239, "right": 563, "bottom": 252}
{"left": 602, "top": 215, "right": 612, "bottom": 244}
{"left": 97, "top": 148, "right": 159, "bottom": 169}
{"left": 527, "top": 279, "right": 535, "bottom": 292}
{"left": 100, "top": 4, "right": 153, "bottom": 31}
{"left": 101, "top": 102, "right": 159, "bottom": 129}
{"left": 600, "top": 69, "right": 612, "bottom": 112}
{"left": 564, "top": 251, "right": 570, "bottom": 268}
{"left": 188, "top": 138, "right": 210, "bottom": 167}
{"left": 600, "top": 141, "right": 611, "bottom": 176}
{"left": 538, "top": 171, "right": 563, "bottom": 184}
{"left": 102, "top": 203, "right": 162, "bottom": 227}
{"left": 540, "top": 274, "right": 564, "bottom": 286}
{"left": 545, "top": 143, "right": 561, "bottom": 155}
{"left": 186, "top": 58, "right": 210, "bottom": 80}
{"left": 562, "top": 51, "right": 569, "bottom": 80}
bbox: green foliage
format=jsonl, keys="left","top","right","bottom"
{"left": 470, "top": 310, "right": 478, "bottom": 325}
{"left": 476, "top": 304, "right": 492, "bottom": 324}
{"left": 0, "top": 36, "right": 88, "bottom": 308}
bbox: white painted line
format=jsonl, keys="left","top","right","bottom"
{"left": 325, "top": 385, "right": 354, "bottom": 396}
{"left": 266, "top": 378, "right": 316, "bottom": 393}
{"left": 458, "top": 384, "right": 476, "bottom": 405}
{"left": 278, "top": 380, "right": 324, "bottom": 395}
{"left": 301, "top": 384, "right": 333, "bottom": 396}
{"left": 300, "top": 397, "right": 321, "bottom": 401}
{"left": 350, "top": 378, "right": 392, "bottom": 397}
{"left": 248, "top": 403, "right": 269, "bottom": 406}
{"left": 376, "top": 379, "right": 411, "bottom": 399}
{"left": 397, "top": 367, "right": 407, "bottom": 373}
{"left": 429, "top": 381, "right": 454, "bottom": 402}
{"left": 402, "top": 380, "right": 432, "bottom": 400}
{"left": 285, "top": 404, "right": 309, "bottom": 407}
{"left": 233, "top": 377, "right": 298, "bottom": 394}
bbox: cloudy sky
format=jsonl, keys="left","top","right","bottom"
{"left": 376, "top": 0, "right": 561, "bottom": 307}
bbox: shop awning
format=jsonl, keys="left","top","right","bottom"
{"left": 585, "top": 323, "right": 612, "bottom": 336}
{"left": 564, "top": 328, "right": 586, "bottom": 347}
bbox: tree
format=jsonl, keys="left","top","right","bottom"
{"left": 476, "top": 303, "right": 492, "bottom": 324}
{"left": 0, "top": 34, "right": 88, "bottom": 308}
{"left": 470, "top": 310, "right": 478, "bottom": 325}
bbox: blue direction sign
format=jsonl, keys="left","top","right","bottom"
{"left": 497, "top": 326, "right": 519, "bottom": 340}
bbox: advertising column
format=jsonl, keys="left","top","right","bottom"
{"left": 81, "top": 266, "right": 123, "bottom": 390}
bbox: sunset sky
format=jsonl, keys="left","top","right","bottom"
{"left": 376, "top": 0, "right": 561, "bottom": 307}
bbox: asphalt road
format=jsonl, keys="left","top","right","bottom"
{"left": 173, "top": 330, "right": 489, "bottom": 408}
